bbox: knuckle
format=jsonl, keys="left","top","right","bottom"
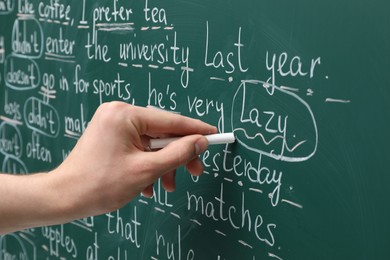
{"left": 96, "top": 101, "right": 128, "bottom": 126}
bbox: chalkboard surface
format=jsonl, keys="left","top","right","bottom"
{"left": 1, "top": 0, "right": 389, "bottom": 259}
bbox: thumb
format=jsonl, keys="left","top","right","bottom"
{"left": 148, "top": 135, "right": 209, "bottom": 177}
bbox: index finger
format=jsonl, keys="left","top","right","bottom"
{"left": 129, "top": 106, "right": 217, "bottom": 136}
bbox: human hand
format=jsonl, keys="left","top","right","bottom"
{"left": 52, "top": 102, "right": 217, "bottom": 220}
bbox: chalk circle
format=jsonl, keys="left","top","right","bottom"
{"left": 4, "top": 55, "right": 41, "bottom": 91}
{"left": 23, "top": 97, "right": 61, "bottom": 138}
{"left": 0, "top": 234, "right": 29, "bottom": 260}
{"left": 0, "top": 0, "right": 15, "bottom": 14}
{"left": 2, "top": 156, "right": 28, "bottom": 174}
{"left": 0, "top": 122, "right": 23, "bottom": 158}
{"left": 230, "top": 81, "right": 318, "bottom": 162}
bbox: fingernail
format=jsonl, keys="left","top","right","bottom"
{"left": 195, "top": 137, "right": 208, "bottom": 155}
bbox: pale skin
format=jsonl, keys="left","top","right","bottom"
{"left": 0, "top": 102, "right": 217, "bottom": 235}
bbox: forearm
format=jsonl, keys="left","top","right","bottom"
{"left": 0, "top": 172, "right": 72, "bottom": 234}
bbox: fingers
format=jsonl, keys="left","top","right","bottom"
{"left": 151, "top": 156, "right": 204, "bottom": 194}
{"left": 161, "top": 170, "right": 176, "bottom": 192}
{"left": 116, "top": 103, "right": 216, "bottom": 196}
{"left": 130, "top": 106, "right": 217, "bottom": 136}
{"left": 140, "top": 136, "right": 207, "bottom": 196}
{"left": 142, "top": 184, "right": 154, "bottom": 198}
{"left": 185, "top": 157, "right": 204, "bottom": 176}
{"left": 161, "top": 158, "right": 203, "bottom": 193}
{"left": 146, "top": 135, "right": 209, "bottom": 178}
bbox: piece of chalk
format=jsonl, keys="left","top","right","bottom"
{"left": 149, "top": 133, "right": 235, "bottom": 150}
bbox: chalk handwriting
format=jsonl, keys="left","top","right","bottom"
{"left": 205, "top": 21, "right": 248, "bottom": 74}
{"left": 26, "top": 131, "right": 52, "bottom": 162}
{"left": 0, "top": 234, "right": 28, "bottom": 260}
{"left": 202, "top": 145, "right": 282, "bottom": 207}
{"left": 17, "top": 0, "right": 34, "bottom": 15}
{"left": 0, "top": 1, "right": 338, "bottom": 259}
{"left": 3, "top": 91, "right": 22, "bottom": 122}
{"left": 85, "top": 31, "right": 112, "bottom": 62}
{"left": 73, "top": 64, "right": 90, "bottom": 94}
{"left": 144, "top": 0, "right": 168, "bottom": 25}
{"left": 119, "top": 31, "right": 191, "bottom": 88}
{"left": 155, "top": 225, "right": 195, "bottom": 260}
{"left": 12, "top": 17, "right": 44, "bottom": 59}
{"left": 106, "top": 207, "right": 141, "bottom": 248}
{"left": 148, "top": 72, "right": 177, "bottom": 110}
{"left": 45, "top": 26, "right": 76, "bottom": 61}
{"left": 4, "top": 55, "right": 40, "bottom": 90}
{"left": 23, "top": 97, "right": 60, "bottom": 137}
{"left": 92, "top": 72, "right": 134, "bottom": 104}
{"left": 232, "top": 80, "right": 318, "bottom": 162}
{"left": 0, "top": 35, "right": 4, "bottom": 63}
{"left": 187, "top": 182, "right": 276, "bottom": 246}
{"left": 0, "top": 0, "right": 14, "bottom": 14}
{"left": 265, "top": 51, "right": 321, "bottom": 94}
{"left": 2, "top": 155, "right": 28, "bottom": 174}
{"left": 85, "top": 232, "right": 99, "bottom": 260}
{"left": 187, "top": 96, "right": 225, "bottom": 132}
{"left": 92, "top": 0, "right": 133, "bottom": 38}
{"left": 0, "top": 122, "right": 23, "bottom": 158}
{"left": 38, "top": 0, "right": 71, "bottom": 22}
{"left": 64, "top": 103, "right": 88, "bottom": 138}
{"left": 150, "top": 178, "right": 174, "bottom": 207}
{"left": 41, "top": 225, "right": 77, "bottom": 258}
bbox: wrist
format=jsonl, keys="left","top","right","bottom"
{"left": 45, "top": 168, "right": 84, "bottom": 225}
{"left": 24, "top": 171, "right": 76, "bottom": 228}
{"left": 0, "top": 171, "right": 77, "bottom": 234}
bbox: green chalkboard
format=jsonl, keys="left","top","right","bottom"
{"left": 1, "top": 0, "right": 390, "bottom": 259}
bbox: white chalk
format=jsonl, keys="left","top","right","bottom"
{"left": 149, "top": 133, "right": 235, "bottom": 150}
